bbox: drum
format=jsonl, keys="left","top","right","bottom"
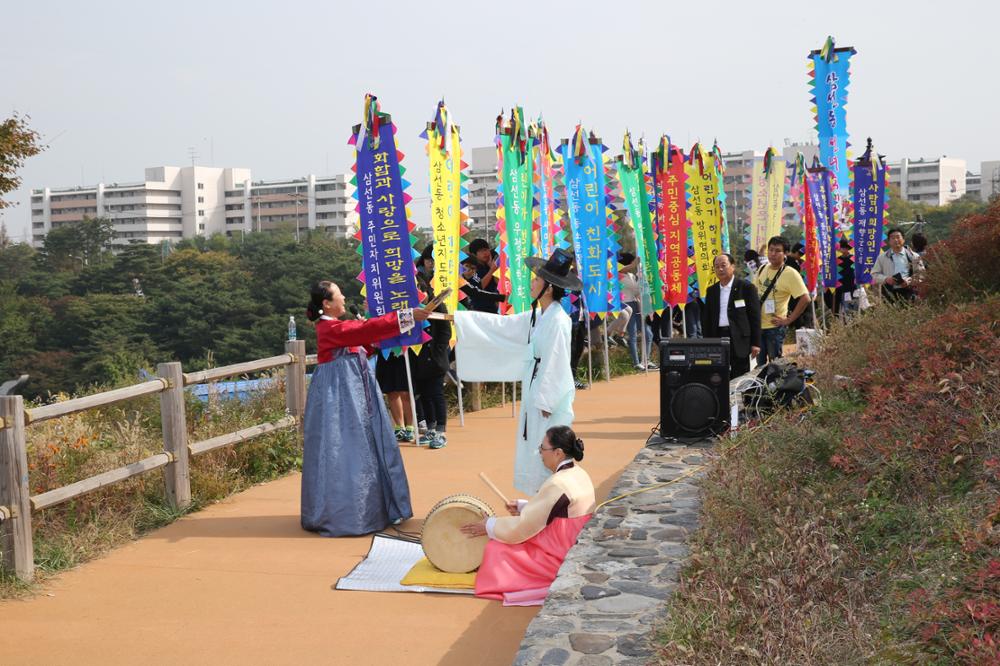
{"left": 421, "top": 494, "right": 495, "bottom": 573}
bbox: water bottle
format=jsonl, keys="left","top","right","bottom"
{"left": 287, "top": 315, "right": 297, "bottom": 341}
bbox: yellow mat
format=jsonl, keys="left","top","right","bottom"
{"left": 400, "top": 557, "right": 476, "bottom": 589}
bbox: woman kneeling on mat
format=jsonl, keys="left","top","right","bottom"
{"left": 301, "top": 280, "right": 429, "bottom": 537}
{"left": 460, "top": 425, "right": 595, "bottom": 605}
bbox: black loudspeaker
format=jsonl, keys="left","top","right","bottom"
{"left": 659, "top": 339, "right": 731, "bottom": 440}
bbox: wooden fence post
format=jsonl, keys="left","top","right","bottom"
{"left": 0, "top": 395, "right": 34, "bottom": 582}
{"left": 469, "top": 382, "right": 482, "bottom": 412}
{"left": 285, "top": 340, "right": 306, "bottom": 432}
{"left": 158, "top": 362, "right": 191, "bottom": 510}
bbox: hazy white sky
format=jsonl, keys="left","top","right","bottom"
{"left": 4, "top": 0, "right": 997, "bottom": 242}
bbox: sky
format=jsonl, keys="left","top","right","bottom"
{"left": 3, "top": 0, "right": 997, "bottom": 242}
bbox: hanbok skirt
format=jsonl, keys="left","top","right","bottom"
{"left": 474, "top": 514, "right": 592, "bottom": 604}
{"left": 301, "top": 352, "right": 412, "bottom": 537}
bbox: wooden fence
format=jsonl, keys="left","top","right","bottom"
{"left": 0, "top": 340, "right": 312, "bottom": 582}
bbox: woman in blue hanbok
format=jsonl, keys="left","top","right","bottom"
{"left": 454, "top": 249, "right": 582, "bottom": 494}
{"left": 301, "top": 280, "right": 429, "bottom": 537}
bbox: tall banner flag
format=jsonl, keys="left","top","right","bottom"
{"left": 809, "top": 36, "right": 856, "bottom": 231}
{"left": 420, "top": 100, "right": 469, "bottom": 338}
{"left": 598, "top": 139, "right": 621, "bottom": 314}
{"left": 852, "top": 139, "right": 888, "bottom": 285}
{"left": 561, "top": 126, "right": 609, "bottom": 317}
{"left": 749, "top": 154, "right": 769, "bottom": 253}
{"left": 617, "top": 133, "right": 665, "bottom": 313}
{"left": 652, "top": 137, "right": 689, "bottom": 309}
{"left": 350, "top": 94, "right": 425, "bottom": 351}
{"left": 534, "top": 119, "right": 566, "bottom": 258}
{"left": 495, "top": 107, "right": 535, "bottom": 313}
{"left": 788, "top": 152, "right": 808, "bottom": 231}
{"left": 805, "top": 166, "right": 838, "bottom": 289}
{"left": 764, "top": 148, "right": 787, "bottom": 242}
{"left": 802, "top": 174, "right": 821, "bottom": 293}
{"left": 685, "top": 143, "right": 724, "bottom": 298}
{"left": 712, "top": 142, "right": 731, "bottom": 254}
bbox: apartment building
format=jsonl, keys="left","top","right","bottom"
{"left": 30, "top": 168, "right": 356, "bottom": 248}
{"left": 30, "top": 166, "right": 250, "bottom": 247}
{"left": 887, "top": 157, "right": 967, "bottom": 205}
{"left": 226, "top": 174, "right": 356, "bottom": 239}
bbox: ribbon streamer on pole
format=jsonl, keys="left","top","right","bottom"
{"left": 651, "top": 137, "right": 691, "bottom": 310}
{"left": 617, "top": 133, "right": 665, "bottom": 313}
{"left": 495, "top": 107, "right": 535, "bottom": 314}
{"left": 684, "top": 143, "right": 725, "bottom": 298}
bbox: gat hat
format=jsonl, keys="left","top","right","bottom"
{"left": 524, "top": 248, "right": 583, "bottom": 291}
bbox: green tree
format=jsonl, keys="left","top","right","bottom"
{"left": 0, "top": 113, "right": 44, "bottom": 209}
{"left": 40, "top": 216, "right": 114, "bottom": 271}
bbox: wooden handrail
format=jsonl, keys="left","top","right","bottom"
{"left": 31, "top": 453, "right": 172, "bottom": 511}
{"left": 305, "top": 354, "right": 318, "bottom": 366}
{"left": 26, "top": 379, "right": 168, "bottom": 425}
{"left": 182, "top": 354, "right": 293, "bottom": 385}
{"left": 188, "top": 416, "right": 297, "bottom": 456}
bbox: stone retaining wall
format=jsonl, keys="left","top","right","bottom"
{"left": 514, "top": 443, "right": 708, "bottom": 665}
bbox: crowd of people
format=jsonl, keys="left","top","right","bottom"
{"left": 297, "top": 229, "right": 927, "bottom": 602}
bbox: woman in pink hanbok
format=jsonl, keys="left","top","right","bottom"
{"left": 461, "top": 426, "right": 595, "bottom": 605}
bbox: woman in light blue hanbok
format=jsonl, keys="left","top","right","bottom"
{"left": 300, "top": 280, "right": 429, "bottom": 537}
{"left": 455, "top": 249, "right": 582, "bottom": 494}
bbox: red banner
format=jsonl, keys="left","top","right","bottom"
{"left": 802, "top": 184, "right": 821, "bottom": 293}
{"left": 656, "top": 152, "right": 689, "bottom": 308}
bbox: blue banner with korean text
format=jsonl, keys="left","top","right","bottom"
{"left": 352, "top": 116, "right": 423, "bottom": 350}
{"left": 809, "top": 40, "right": 856, "bottom": 231}
{"left": 851, "top": 159, "right": 887, "bottom": 285}
{"left": 805, "top": 168, "right": 838, "bottom": 290}
{"left": 561, "top": 128, "right": 610, "bottom": 316}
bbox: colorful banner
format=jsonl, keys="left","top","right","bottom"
{"left": 748, "top": 156, "right": 769, "bottom": 254}
{"left": 561, "top": 126, "right": 609, "bottom": 316}
{"left": 809, "top": 37, "right": 856, "bottom": 230}
{"left": 685, "top": 143, "right": 724, "bottom": 299}
{"left": 805, "top": 168, "right": 838, "bottom": 290}
{"left": 599, "top": 143, "right": 621, "bottom": 314}
{"left": 617, "top": 135, "right": 665, "bottom": 313}
{"left": 652, "top": 139, "right": 689, "bottom": 309}
{"left": 764, "top": 149, "right": 787, "bottom": 243}
{"left": 534, "top": 120, "right": 566, "bottom": 258}
{"left": 421, "top": 101, "right": 468, "bottom": 339}
{"left": 496, "top": 107, "right": 535, "bottom": 313}
{"left": 712, "top": 142, "right": 730, "bottom": 254}
{"left": 852, "top": 145, "right": 887, "bottom": 285}
{"left": 802, "top": 177, "right": 821, "bottom": 293}
{"left": 350, "top": 96, "right": 424, "bottom": 351}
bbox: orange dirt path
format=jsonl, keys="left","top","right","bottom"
{"left": 0, "top": 371, "right": 659, "bottom": 665}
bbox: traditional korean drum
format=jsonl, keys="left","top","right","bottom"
{"left": 421, "top": 494, "right": 495, "bottom": 573}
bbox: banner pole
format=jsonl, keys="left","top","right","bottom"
{"left": 456, "top": 371, "right": 465, "bottom": 427}
{"left": 602, "top": 317, "right": 611, "bottom": 382}
{"left": 585, "top": 305, "right": 594, "bottom": 388}
{"left": 403, "top": 351, "right": 420, "bottom": 444}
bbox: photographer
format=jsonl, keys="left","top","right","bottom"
{"left": 871, "top": 228, "right": 924, "bottom": 303}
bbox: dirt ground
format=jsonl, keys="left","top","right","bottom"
{"left": 0, "top": 371, "right": 660, "bottom": 665}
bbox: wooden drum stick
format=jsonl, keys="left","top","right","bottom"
{"left": 478, "top": 472, "right": 511, "bottom": 506}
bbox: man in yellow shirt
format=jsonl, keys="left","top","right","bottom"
{"left": 752, "top": 236, "right": 812, "bottom": 367}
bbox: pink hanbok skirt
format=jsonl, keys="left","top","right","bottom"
{"left": 475, "top": 514, "right": 592, "bottom": 605}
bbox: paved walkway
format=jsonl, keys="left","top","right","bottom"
{"left": 0, "top": 372, "right": 661, "bottom": 665}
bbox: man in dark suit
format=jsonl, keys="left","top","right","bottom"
{"left": 701, "top": 253, "right": 762, "bottom": 377}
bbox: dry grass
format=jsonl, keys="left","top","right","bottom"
{"left": 655, "top": 296, "right": 1000, "bottom": 664}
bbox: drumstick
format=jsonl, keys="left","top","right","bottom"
{"left": 478, "top": 472, "right": 511, "bottom": 506}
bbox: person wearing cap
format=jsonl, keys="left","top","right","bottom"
{"left": 454, "top": 248, "right": 581, "bottom": 494}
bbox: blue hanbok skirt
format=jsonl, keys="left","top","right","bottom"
{"left": 301, "top": 350, "right": 412, "bottom": 536}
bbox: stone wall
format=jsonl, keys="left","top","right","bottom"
{"left": 514, "top": 443, "right": 707, "bottom": 665}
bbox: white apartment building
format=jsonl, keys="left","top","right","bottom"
{"left": 30, "top": 166, "right": 250, "bottom": 247}
{"left": 226, "top": 174, "right": 357, "bottom": 239}
{"left": 979, "top": 160, "right": 1000, "bottom": 202}
{"left": 465, "top": 146, "right": 499, "bottom": 244}
{"left": 30, "top": 168, "right": 356, "bottom": 248}
{"left": 888, "top": 157, "right": 967, "bottom": 205}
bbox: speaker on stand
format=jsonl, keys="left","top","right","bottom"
{"left": 657, "top": 338, "right": 730, "bottom": 442}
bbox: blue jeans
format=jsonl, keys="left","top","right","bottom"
{"left": 685, "top": 299, "right": 703, "bottom": 338}
{"left": 625, "top": 301, "right": 653, "bottom": 365}
{"left": 758, "top": 326, "right": 786, "bottom": 367}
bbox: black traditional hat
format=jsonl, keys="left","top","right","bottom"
{"left": 524, "top": 248, "right": 583, "bottom": 291}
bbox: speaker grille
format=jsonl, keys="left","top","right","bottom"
{"left": 669, "top": 383, "right": 720, "bottom": 433}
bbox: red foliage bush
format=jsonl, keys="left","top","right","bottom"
{"left": 920, "top": 198, "right": 1000, "bottom": 303}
